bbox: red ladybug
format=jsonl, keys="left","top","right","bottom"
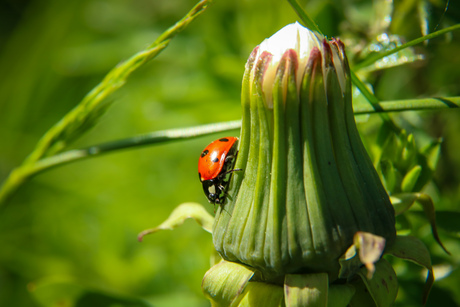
{"left": 198, "top": 137, "right": 240, "bottom": 204}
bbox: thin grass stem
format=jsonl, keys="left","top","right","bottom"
{"left": 354, "top": 24, "right": 460, "bottom": 70}
{"left": 353, "top": 97, "right": 460, "bottom": 114}
{"left": 287, "top": 0, "right": 323, "bottom": 35}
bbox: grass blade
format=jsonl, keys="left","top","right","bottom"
{"left": 22, "top": 120, "right": 241, "bottom": 176}
{"left": 350, "top": 71, "right": 400, "bottom": 132}
{"left": 0, "top": 0, "right": 214, "bottom": 206}
{"left": 353, "top": 96, "right": 460, "bottom": 114}
{"left": 24, "top": 0, "right": 213, "bottom": 165}
{"left": 354, "top": 23, "right": 460, "bottom": 70}
{"left": 287, "top": 0, "right": 323, "bottom": 35}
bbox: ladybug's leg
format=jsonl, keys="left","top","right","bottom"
{"left": 217, "top": 168, "right": 243, "bottom": 181}
{"left": 214, "top": 185, "right": 228, "bottom": 206}
{"left": 224, "top": 155, "right": 235, "bottom": 163}
{"left": 225, "top": 149, "right": 240, "bottom": 162}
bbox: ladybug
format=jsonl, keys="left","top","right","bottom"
{"left": 198, "top": 137, "right": 240, "bottom": 204}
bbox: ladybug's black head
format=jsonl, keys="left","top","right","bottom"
{"left": 201, "top": 179, "right": 221, "bottom": 204}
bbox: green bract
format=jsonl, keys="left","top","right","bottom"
{"left": 212, "top": 22, "right": 396, "bottom": 282}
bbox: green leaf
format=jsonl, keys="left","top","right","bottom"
{"left": 349, "top": 259, "right": 398, "bottom": 307}
{"left": 402, "top": 133, "right": 417, "bottom": 167}
{"left": 284, "top": 273, "right": 328, "bottom": 307}
{"left": 433, "top": 211, "right": 460, "bottom": 237}
{"left": 348, "top": 277, "right": 377, "bottom": 307}
{"left": 411, "top": 139, "right": 442, "bottom": 192}
{"left": 353, "top": 24, "right": 460, "bottom": 70}
{"left": 415, "top": 193, "right": 450, "bottom": 254}
{"left": 390, "top": 193, "right": 449, "bottom": 254}
{"left": 327, "top": 284, "right": 356, "bottom": 307}
{"left": 338, "top": 244, "right": 362, "bottom": 280}
{"left": 421, "top": 139, "right": 442, "bottom": 171}
{"left": 373, "top": 128, "right": 438, "bottom": 195}
{"left": 380, "top": 160, "right": 398, "bottom": 193}
{"left": 385, "top": 235, "right": 434, "bottom": 305}
{"left": 137, "top": 202, "right": 214, "bottom": 241}
{"left": 390, "top": 193, "right": 417, "bottom": 216}
{"left": 401, "top": 165, "right": 422, "bottom": 192}
{"left": 202, "top": 261, "right": 255, "bottom": 307}
{"left": 358, "top": 35, "right": 423, "bottom": 73}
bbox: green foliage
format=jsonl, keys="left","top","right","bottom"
{"left": 0, "top": 0, "right": 459, "bottom": 306}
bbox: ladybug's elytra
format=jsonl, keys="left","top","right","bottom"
{"left": 198, "top": 137, "right": 240, "bottom": 204}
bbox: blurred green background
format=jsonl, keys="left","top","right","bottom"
{"left": 0, "top": 0, "right": 459, "bottom": 306}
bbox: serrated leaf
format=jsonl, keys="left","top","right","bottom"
{"left": 202, "top": 261, "right": 255, "bottom": 307}
{"left": 137, "top": 202, "right": 214, "bottom": 241}
{"left": 284, "top": 273, "right": 328, "bottom": 307}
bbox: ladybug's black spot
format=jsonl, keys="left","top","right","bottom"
{"left": 219, "top": 138, "right": 229, "bottom": 142}
{"left": 211, "top": 157, "right": 219, "bottom": 163}
{"left": 201, "top": 149, "right": 209, "bottom": 158}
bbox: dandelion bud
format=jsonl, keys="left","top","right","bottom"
{"left": 212, "top": 22, "right": 395, "bottom": 281}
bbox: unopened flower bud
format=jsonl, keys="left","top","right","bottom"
{"left": 212, "top": 22, "right": 396, "bottom": 282}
